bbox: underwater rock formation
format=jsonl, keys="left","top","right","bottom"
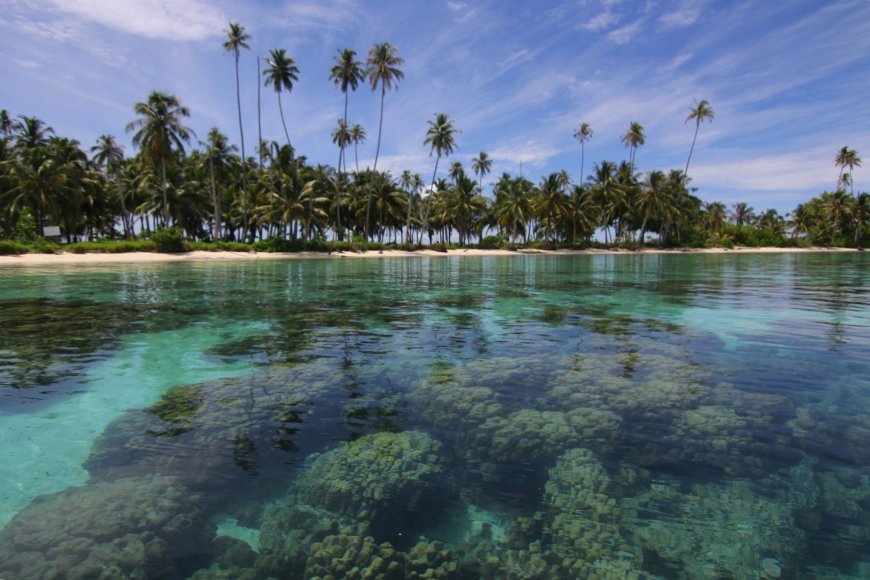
{"left": 84, "top": 363, "right": 343, "bottom": 492}
{"left": 621, "top": 478, "right": 803, "bottom": 578}
{"left": 292, "top": 431, "right": 448, "bottom": 529}
{"left": 0, "top": 474, "right": 213, "bottom": 579}
{"left": 543, "top": 448, "right": 643, "bottom": 578}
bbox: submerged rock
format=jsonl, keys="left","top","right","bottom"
{"left": 0, "top": 474, "right": 214, "bottom": 579}
{"left": 292, "top": 430, "right": 449, "bottom": 528}
{"left": 621, "top": 478, "right": 803, "bottom": 578}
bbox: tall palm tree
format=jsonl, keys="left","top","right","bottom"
{"left": 703, "top": 201, "right": 727, "bottom": 237}
{"left": 350, "top": 124, "right": 366, "bottom": 173}
{"left": 573, "top": 122, "right": 593, "bottom": 184}
{"left": 635, "top": 169, "right": 670, "bottom": 247}
{"left": 423, "top": 113, "right": 460, "bottom": 237}
{"left": 125, "top": 91, "right": 193, "bottom": 226}
{"left": 534, "top": 172, "right": 570, "bottom": 244}
{"left": 471, "top": 151, "right": 493, "bottom": 191}
{"left": 730, "top": 202, "right": 754, "bottom": 227}
{"left": 331, "top": 120, "right": 351, "bottom": 172}
{"left": 0, "top": 110, "right": 15, "bottom": 137}
{"left": 620, "top": 121, "right": 645, "bottom": 171}
{"left": 329, "top": 49, "right": 365, "bottom": 172}
{"left": 590, "top": 160, "right": 624, "bottom": 244}
{"left": 367, "top": 42, "right": 404, "bottom": 171}
{"left": 223, "top": 23, "right": 251, "bottom": 236}
{"left": 90, "top": 134, "right": 129, "bottom": 238}
{"left": 202, "top": 128, "right": 236, "bottom": 242}
{"left": 684, "top": 99, "right": 714, "bottom": 174}
{"left": 834, "top": 146, "right": 862, "bottom": 195}
{"left": 263, "top": 49, "right": 300, "bottom": 148}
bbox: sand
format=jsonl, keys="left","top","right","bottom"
{"left": 0, "top": 246, "right": 858, "bottom": 267}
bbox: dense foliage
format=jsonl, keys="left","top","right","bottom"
{"left": 0, "top": 30, "right": 864, "bottom": 252}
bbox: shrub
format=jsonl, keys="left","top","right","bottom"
{"left": 28, "top": 239, "right": 61, "bottom": 254}
{"left": 0, "top": 240, "right": 28, "bottom": 255}
{"left": 429, "top": 242, "right": 448, "bottom": 253}
{"left": 479, "top": 235, "right": 503, "bottom": 249}
{"left": 151, "top": 228, "right": 187, "bottom": 253}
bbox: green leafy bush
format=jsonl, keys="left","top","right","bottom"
{"left": 479, "top": 235, "right": 503, "bottom": 249}
{"left": 150, "top": 228, "right": 187, "bottom": 253}
{"left": 0, "top": 240, "right": 28, "bottom": 255}
{"left": 428, "top": 242, "right": 448, "bottom": 253}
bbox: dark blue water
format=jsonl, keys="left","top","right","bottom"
{"left": 0, "top": 253, "right": 868, "bottom": 578}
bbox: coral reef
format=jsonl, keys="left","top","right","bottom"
{"left": 621, "top": 478, "right": 803, "bottom": 578}
{"left": 292, "top": 431, "right": 448, "bottom": 529}
{"left": 0, "top": 474, "right": 214, "bottom": 579}
{"left": 543, "top": 448, "right": 644, "bottom": 578}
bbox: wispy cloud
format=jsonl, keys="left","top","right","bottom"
{"left": 659, "top": 7, "right": 701, "bottom": 29}
{"left": 607, "top": 19, "right": 642, "bottom": 44}
{"left": 44, "top": 0, "right": 228, "bottom": 41}
{"left": 582, "top": 10, "right": 620, "bottom": 31}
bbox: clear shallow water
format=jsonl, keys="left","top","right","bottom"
{"left": 0, "top": 253, "right": 868, "bottom": 578}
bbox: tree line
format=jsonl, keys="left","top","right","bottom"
{"left": 0, "top": 23, "right": 866, "bottom": 250}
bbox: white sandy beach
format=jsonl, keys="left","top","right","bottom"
{"left": 0, "top": 246, "right": 858, "bottom": 266}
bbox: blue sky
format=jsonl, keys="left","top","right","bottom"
{"left": 2, "top": 0, "right": 869, "bottom": 215}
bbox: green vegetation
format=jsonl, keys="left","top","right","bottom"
{"left": 0, "top": 26, "right": 865, "bottom": 253}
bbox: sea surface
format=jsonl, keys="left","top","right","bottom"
{"left": 0, "top": 253, "right": 868, "bottom": 578}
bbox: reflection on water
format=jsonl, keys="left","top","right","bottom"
{"left": 0, "top": 253, "right": 868, "bottom": 578}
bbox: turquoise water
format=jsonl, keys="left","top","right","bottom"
{"left": 0, "top": 254, "right": 868, "bottom": 578}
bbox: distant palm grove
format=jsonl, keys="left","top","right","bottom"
{"left": 0, "top": 24, "right": 866, "bottom": 252}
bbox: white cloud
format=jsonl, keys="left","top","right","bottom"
{"left": 445, "top": 0, "right": 476, "bottom": 23}
{"left": 44, "top": 0, "right": 228, "bottom": 41}
{"left": 582, "top": 10, "right": 620, "bottom": 31}
{"left": 659, "top": 7, "right": 701, "bottom": 29}
{"left": 607, "top": 20, "right": 642, "bottom": 44}
{"left": 690, "top": 147, "right": 837, "bottom": 194}
{"left": 490, "top": 140, "right": 561, "bottom": 168}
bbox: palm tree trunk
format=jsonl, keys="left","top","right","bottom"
{"left": 160, "top": 155, "right": 169, "bottom": 226}
{"left": 685, "top": 120, "right": 700, "bottom": 175}
{"left": 405, "top": 194, "right": 413, "bottom": 245}
{"left": 210, "top": 156, "right": 221, "bottom": 242}
{"left": 234, "top": 53, "right": 248, "bottom": 242}
{"left": 421, "top": 155, "right": 441, "bottom": 244}
{"left": 257, "top": 56, "right": 263, "bottom": 169}
{"left": 373, "top": 85, "right": 385, "bottom": 171}
{"left": 278, "top": 92, "right": 291, "bottom": 148}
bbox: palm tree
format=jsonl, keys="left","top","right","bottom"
{"left": 684, "top": 100, "right": 714, "bottom": 174}
{"left": 573, "top": 122, "right": 593, "bottom": 184}
{"left": 423, "top": 113, "right": 460, "bottom": 237}
{"left": 329, "top": 49, "right": 365, "bottom": 171}
{"left": 620, "top": 121, "right": 645, "bottom": 171}
{"left": 367, "top": 42, "right": 404, "bottom": 171}
{"left": 834, "top": 146, "right": 862, "bottom": 195}
{"left": 349, "top": 124, "right": 366, "bottom": 173}
{"left": 730, "top": 202, "right": 754, "bottom": 227}
{"left": 471, "top": 151, "right": 492, "bottom": 191}
{"left": 703, "top": 201, "right": 727, "bottom": 237}
{"left": 125, "top": 91, "right": 193, "bottom": 226}
{"left": 223, "top": 22, "right": 251, "bottom": 162}
{"left": 202, "top": 128, "right": 236, "bottom": 241}
{"left": 90, "top": 134, "right": 129, "bottom": 238}
{"left": 493, "top": 174, "right": 533, "bottom": 243}
{"left": 331, "top": 120, "right": 351, "bottom": 170}
{"left": 589, "top": 161, "right": 623, "bottom": 244}
{"left": 0, "top": 110, "right": 15, "bottom": 137}
{"left": 263, "top": 49, "right": 300, "bottom": 148}
{"left": 635, "top": 170, "right": 669, "bottom": 247}
{"left": 533, "top": 173, "right": 570, "bottom": 244}
{"left": 449, "top": 161, "right": 464, "bottom": 184}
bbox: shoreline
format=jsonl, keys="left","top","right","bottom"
{"left": 0, "top": 246, "right": 858, "bottom": 266}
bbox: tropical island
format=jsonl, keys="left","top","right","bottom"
{"left": 0, "top": 24, "right": 865, "bottom": 258}
{"left": 2, "top": 8, "right": 870, "bottom": 579}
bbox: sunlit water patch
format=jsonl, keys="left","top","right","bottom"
{"left": 0, "top": 253, "right": 868, "bottom": 578}
{"left": 0, "top": 321, "right": 266, "bottom": 528}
